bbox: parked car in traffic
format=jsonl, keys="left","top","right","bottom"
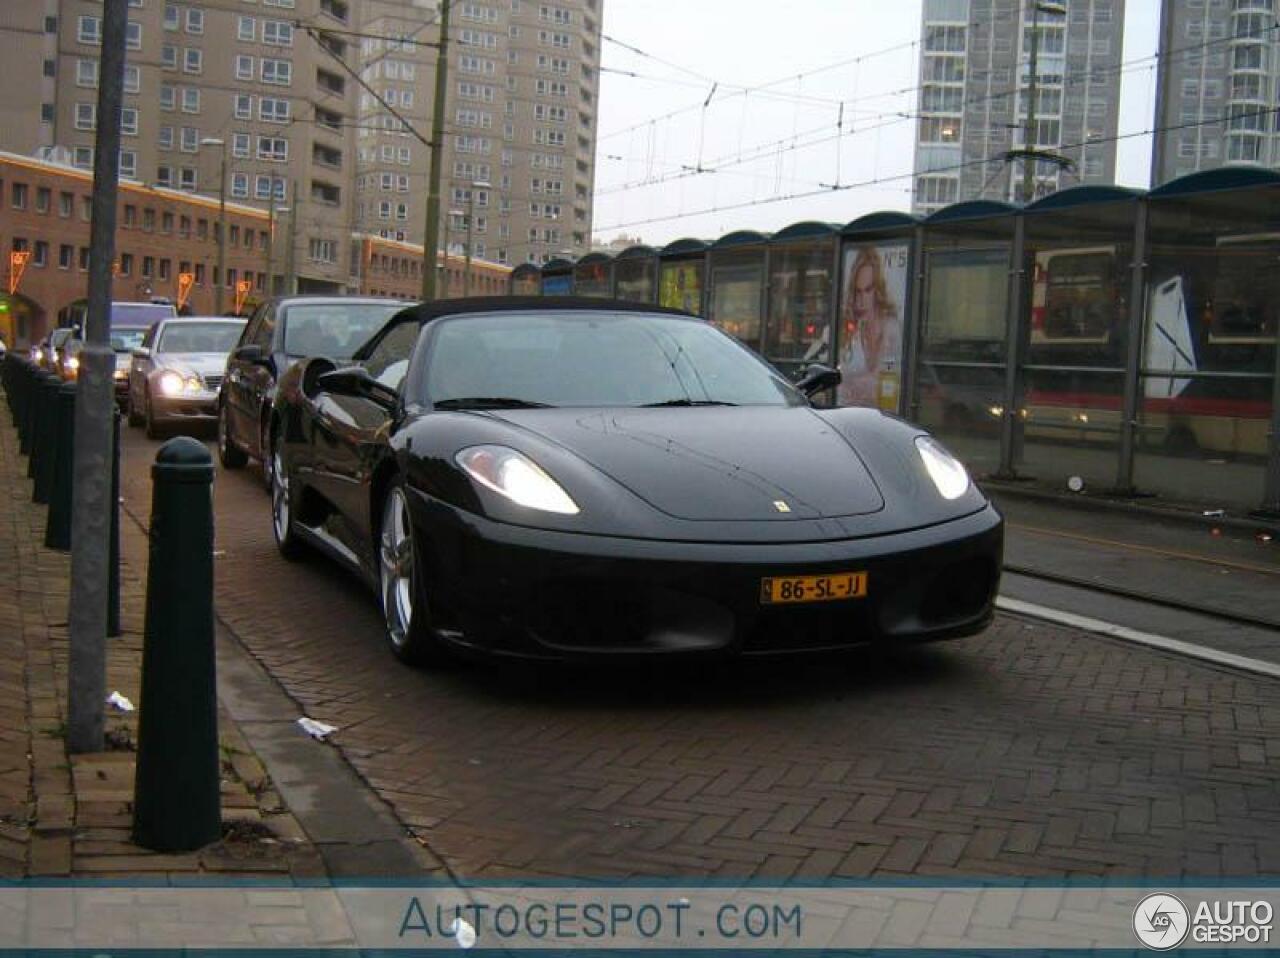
{"left": 32, "top": 328, "right": 74, "bottom": 371}
{"left": 269, "top": 297, "right": 1004, "bottom": 668}
{"left": 217, "top": 295, "right": 408, "bottom": 483}
{"left": 127, "top": 317, "right": 247, "bottom": 437}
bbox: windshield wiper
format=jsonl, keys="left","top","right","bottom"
{"left": 434, "top": 397, "right": 555, "bottom": 410}
{"left": 640, "top": 399, "right": 738, "bottom": 407}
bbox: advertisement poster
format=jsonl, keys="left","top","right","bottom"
{"left": 659, "top": 262, "right": 704, "bottom": 315}
{"left": 837, "top": 242, "right": 909, "bottom": 410}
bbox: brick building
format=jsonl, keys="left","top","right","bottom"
{"left": 0, "top": 151, "right": 273, "bottom": 348}
{"left": 356, "top": 233, "right": 510, "bottom": 299}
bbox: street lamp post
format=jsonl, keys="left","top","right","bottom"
{"left": 1021, "top": 1, "right": 1066, "bottom": 203}
{"left": 465, "top": 180, "right": 490, "bottom": 295}
{"left": 200, "top": 137, "right": 227, "bottom": 313}
{"left": 265, "top": 203, "right": 289, "bottom": 298}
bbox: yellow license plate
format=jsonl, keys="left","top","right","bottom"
{"left": 759, "top": 572, "right": 868, "bottom": 605}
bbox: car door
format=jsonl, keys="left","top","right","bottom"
{"left": 130, "top": 322, "right": 160, "bottom": 409}
{"left": 309, "top": 322, "right": 418, "bottom": 564}
{"left": 230, "top": 304, "right": 276, "bottom": 457}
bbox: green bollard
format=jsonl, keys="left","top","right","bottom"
{"left": 32, "top": 375, "right": 62, "bottom": 501}
{"left": 108, "top": 410, "right": 121, "bottom": 638}
{"left": 44, "top": 383, "right": 77, "bottom": 551}
{"left": 132, "top": 437, "right": 220, "bottom": 852}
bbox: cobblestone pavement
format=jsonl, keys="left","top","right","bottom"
{"left": 0, "top": 413, "right": 325, "bottom": 879}
{"left": 119, "top": 426, "right": 1280, "bottom": 881}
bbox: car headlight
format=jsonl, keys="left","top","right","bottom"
{"left": 67, "top": 356, "right": 80, "bottom": 371}
{"left": 33, "top": 348, "right": 44, "bottom": 362}
{"left": 915, "top": 435, "right": 970, "bottom": 500}
{"left": 113, "top": 368, "right": 128, "bottom": 380}
{"left": 158, "top": 371, "right": 185, "bottom": 396}
{"left": 456, "top": 445, "right": 579, "bottom": 515}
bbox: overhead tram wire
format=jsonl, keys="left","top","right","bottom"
{"left": 592, "top": 22, "right": 1279, "bottom": 198}
{"left": 593, "top": 103, "right": 1280, "bottom": 232}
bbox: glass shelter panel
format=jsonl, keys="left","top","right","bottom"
{"left": 707, "top": 252, "right": 766, "bottom": 352}
{"left": 1017, "top": 203, "right": 1135, "bottom": 492}
{"left": 766, "top": 241, "right": 834, "bottom": 379}
{"left": 1136, "top": 202, "right": 1277, "bottom": 509}
{"left": 614, "top": 258, "right": 656, "bottom": 304}
{"left": 837, "top": 241, "right": 910, "bottom": 411}
{"left": 659, "top": 260, "right": 704, "bottom": 315}
{"left": 574, "top": 262, "right": 612, "bottom": 298}
{"left": 915, "top": 245, "right": 1009, "bottom": 477}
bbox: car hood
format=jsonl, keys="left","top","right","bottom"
{"left": 489, "top": 406, "right": 886, "bottom": 522}
{"left": 151, "top": 353, "right": 229, "bottom": 377}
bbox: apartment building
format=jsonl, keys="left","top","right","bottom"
{"left": 352, "top": 0, "right": 603, "bottom": 267}
{"left": 1150, "top": 0, "right": 1273, "bottom": 185}
{"left": 0, "top": 0, "right": 595, "bottom": 299}
{"left": 911, "top": 0, "right": 1125, "bottom": 215}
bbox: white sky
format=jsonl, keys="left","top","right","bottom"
{"left": 592, "top": 0, "right": 1161, "bottom": 247}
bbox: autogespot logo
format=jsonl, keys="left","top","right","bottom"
{"left": 1133, "top": 893, "right": 1190, "bottom": 950}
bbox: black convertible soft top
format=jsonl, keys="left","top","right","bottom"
{"left": 354, "top": 296, "right": 700, "bottom": 360}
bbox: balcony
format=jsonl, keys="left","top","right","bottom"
{"left": 313, "top": 143, "right": 343, "bottom": 170}
{"left": 310, "top": 180, "right": 341, "bottom": 206}
{"left": 320, "top": 0, "right": 349, "bottom": 23}
{"left": 316, "top": 68, "right": 345, "bottom": 97}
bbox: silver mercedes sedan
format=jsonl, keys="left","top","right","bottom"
{"left": 127, "top": 317, "right": 246, "bottom": 437}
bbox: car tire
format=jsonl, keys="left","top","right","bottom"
{"left": 143, "top": 390, "right": 164, "bottom": 440}
{"left": 378, "top": 480, "right": 451, "bottom": 668}
{"left": 270, "top": 438, "right": 305, "bottom": 560}
{"left": 126, "top": 390, "right": 143, "bottom": 428}
{"left": 218, "top": 402, "right": 247, "bottom": 469}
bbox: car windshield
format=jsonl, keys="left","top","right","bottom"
{"left": 110, "top": 327, "right": 149, "bottom": 353}
{"left": 111, "top": 303, "right": 176, "bottom": 326}
{"left": 283, "top": 303, "right": 404, "bottom": 359}
{"left": 157, "top": 321, "right": 245, "bottom": 354}
{"left": 50, "top": 329, "right": 73, "bottom": 348}
{"left": 423, "top": 311, "right": 802, "bottom": 408}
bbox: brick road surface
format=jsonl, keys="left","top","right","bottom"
{"left": 119, "top": 428, "right": 1280, "bottom": 881}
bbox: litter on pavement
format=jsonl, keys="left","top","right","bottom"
{"left": 296, "top": 717, "right": 338, "bottom": 740}
{"left": 106, "top": 691, "right": 135, "bottom": 712}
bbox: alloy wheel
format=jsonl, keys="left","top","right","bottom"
{"left": 380, "top": 487, "right": 415, "bottom": 650}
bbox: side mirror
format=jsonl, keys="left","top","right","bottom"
{"left": 317, "top": 365, "right": 398, "bottom": 410}
{"left": 795, "top": 363, "right": 841, "bottom": 398}
{"left": 132, "top": 347, "right": 151, "bottom": 360}
{"left": 234, "top": 343, "right": 270, "bottom": 366}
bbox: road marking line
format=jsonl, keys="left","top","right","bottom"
{"left": 996, "top": 595, "right": 1280, "bottom": 680}
{"left": 1009, "top": 523, "right": 1280, "bottom": 578}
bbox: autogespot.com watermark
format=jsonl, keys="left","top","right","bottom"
{"left": 1133, "top": 893, "right": 1274, "bottom": 950}
{"left": 397, "top": 896, "right": 803, "bottom": 947}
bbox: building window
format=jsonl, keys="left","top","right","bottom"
{"left": 158, "top": 125, "right": 175, "bottom": 149}
{"left": 183, "top": 48, "right": 203, "bottom": 73}
{"left": 162, "top": 44, "right": 178, "bottom": 69}
{"left": 159, "top": 259, "right": 171, "bottom": 280}
{"left": 58, "top": 244, "right": 73, "bottom": 269}
{"left": 79, "top": 247, "right": 91, "bottom": 271}
{"left": 259, "top": 97, "right": 290, "bottom": 122}
{"left": 75, "top": 103, "right": 96, "bottom": 130}
{"left": 186, "top": 8, "right": 204, "bottom": 33}
{"left": 236, "top": 55, "right": 254, "bottom": 79}
{"left": 123, "top": 64, "right": 140, "bottom": 92}
{"left": 160, "top": 84, "right": 176, "bottom": 110}
{"left": 126, "top": 21, "right": 142, "bottom": 49}
{"left": 231, "top": 172, "right": 249, "bottom": 198}
{"left": 232, "top": 133, "right": 251, "bottom": 158}
{"left": 164, "top": 4, "right": 180, "bottom": 30}
{"left": 156, "top": 165, "right": 174, "bottom": 187}
{"left": 262, "top": 20, "right": 293, "bottom": 45}
{"left": 119, "top": 253, "right": 133, "bottom": 276}
{"left": 78, "top": 16, "right": 102, "bottom": 44}
{"left": 121, "top": 108, "right": 139, "bottom": 136}
{"left": 257, "top": 136, "right": 288, "bottom": 161}
{"left": 181, "top": 88, "right": 200, "bottom": 113}
{"left": 180, "top": 126, "right": 199, "bottom": 152}
{"left": 76, "top": 58, "right": 98, "bottom": 87}
{"left": 261, "top": 58, "right": 291, "bottom": 85}
{"left": 235, "top": 94, "right": 253, "bottom": 119}
{"left": 119, "top": 151, "right": 137, "bottom": 178}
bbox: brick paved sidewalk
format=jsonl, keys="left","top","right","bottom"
{"left": 0, "top": 412, "right": 325, "bottom": 879}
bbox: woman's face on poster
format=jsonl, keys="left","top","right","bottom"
{"left": 852, "top": 262, "right": 877, "bottom": 323}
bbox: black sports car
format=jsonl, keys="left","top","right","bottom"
{"left": 269, "top": 297, "right": 1003, "bottom": 666}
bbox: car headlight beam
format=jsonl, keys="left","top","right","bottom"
{"left": 915, "top": 435, "right": 970, "bottom": 500}
{"left": 456, "top": 445, "right": 580, "bottom": 515}
{"left": 158, "top": 371, "right": 185, "bottom": 397}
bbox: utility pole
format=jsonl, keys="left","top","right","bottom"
{"left": 264, "top": 189, "right": 276, "bottom": 295}
{"left": 421, "top": 0, "right": 450, "bottom": 300}
{"left": 1021, "top": 0, "right": 1042, "bottom": 204}
{"left": 202, "top": 138, "right": 228, "bottom": 314}
{"left": 284, "top": 180, "right": 299, "bottom": 294}
{"left": 67, "top": 0, "right": 127, "bottom": 754}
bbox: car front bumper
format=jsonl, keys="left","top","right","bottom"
{"left": 150, "top": 391, "right": 219, "bottom": 421}
{"left": 408, "top": 493, "right": 1004, "bottom": 660}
